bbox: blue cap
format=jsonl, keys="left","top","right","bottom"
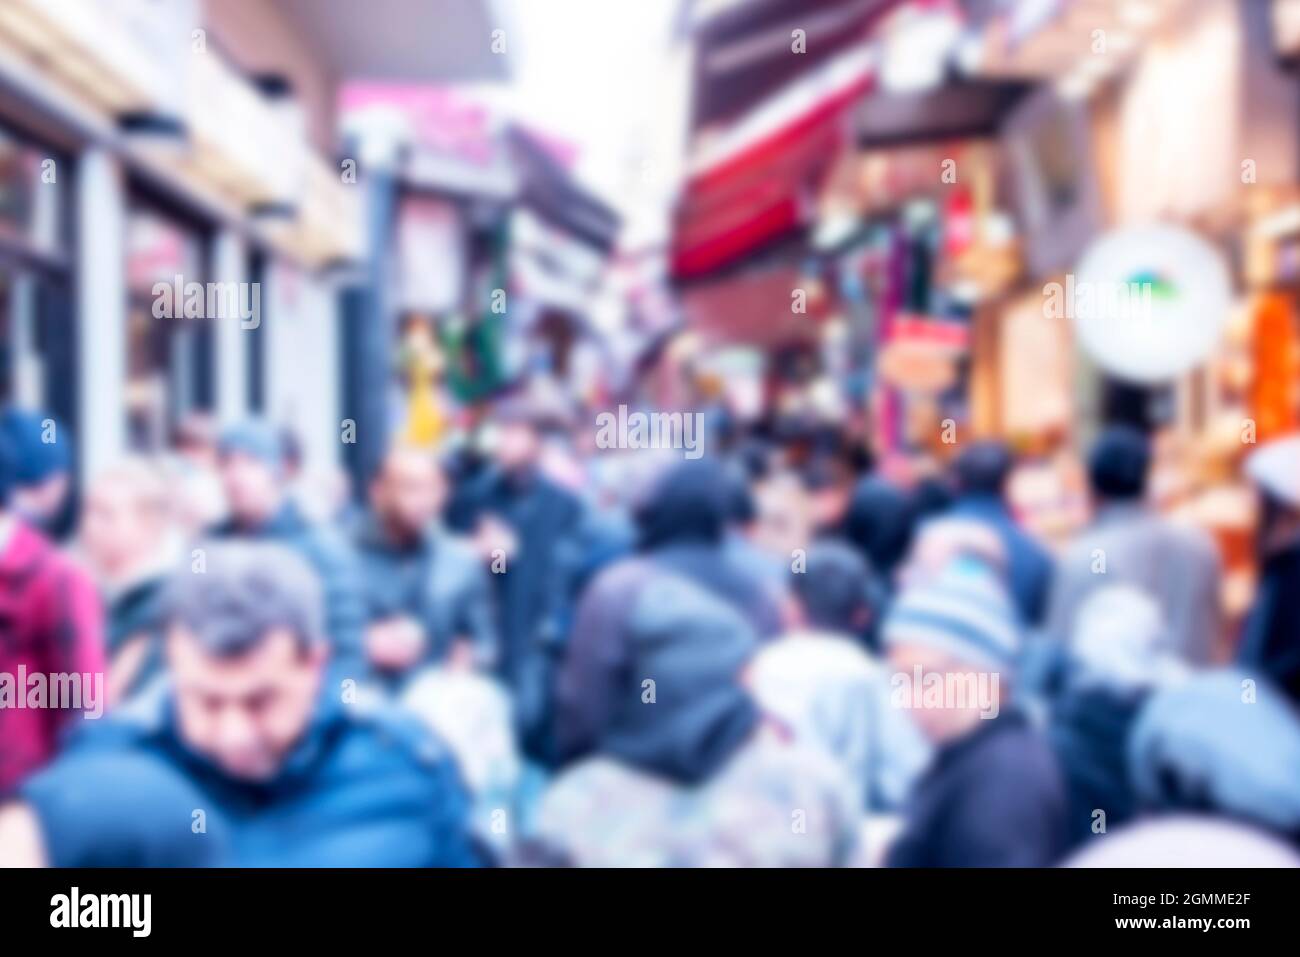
{"left": 218, "top": 420, "right": 287, "bottom": 471}
{"left": 0, "top": 408, "right": 70, "bottom": 487}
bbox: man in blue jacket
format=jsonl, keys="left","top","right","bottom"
{"left": 450, "top": 398, "right": 587, "bottom": 762}
{"left": 0, "top": 541, "right": 479, "bottom": 867}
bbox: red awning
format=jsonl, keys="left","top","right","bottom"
{"left": 689, "top": 0, "right": 901, "bottom": 129}
{"left": 680, "top": 262, "right": 832, "bottom": 346}
{"left": 672, "top": 46, "right": 876, "bottom": 281}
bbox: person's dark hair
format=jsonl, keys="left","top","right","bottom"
{"left": 164, "top": 542, "right": 325, "bottom": 657}
{"left": 1088, "top": 425, "right": 1151, "bottom": 501}
{"left": 1255, "top": 489, "right": 1300, "bottom": 558}
{"left": 912, "top": 474, "right": 955, "bottom": 520}
{"left": 953, "top": 441, "right": 1013, "bottom": 498}
{"left": 790, "top": 541, "right": 878, "bottom": 635}
{"left": 0, "top": 407, "right": 70, "bottom": 487}
{"left": 635, "top": 458, "right": 731, "bottom": 549}
{"left": 733, "top": 438, "right": 771, "bottom": 484}
{"left": 800, "top": 454, "right": 850, "bottom": 493}
{"left": 844, "top": 475, "right": 916, "bottom": 582}
{"left": 723, "top": 462, "right": 757, "bottom": 526}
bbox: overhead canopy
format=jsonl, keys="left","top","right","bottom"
{"left": 671, "top": 45, "right": 875, "bottom": 281}
{"left": 689, "top": 0, "right": 901, "bottom": 130}
{"left": 508, "top": 127, "right": 622, "bottom": 254}
{"left": 856, "top": 76, "right": 1031, "bottom": 147}
{"left": 681, "top": 259, "right": 829, "bottom": 347}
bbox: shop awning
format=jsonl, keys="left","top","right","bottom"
{"left": 671, "top": 45, "right": 876, "bottom": 281}
{"left": 689, "top": 0, "right": 901, "bottom": 129}
{"left": 677, "top": 225, "right": 835, "bottom": 347}
{"left": 856, "top": 76, "right": 1031, "bottom": 147}
{"left": 681, "top": 260, "right": 827, "bottom": 347}
{"left": 507, "top": 127, "right": 622, "bottom": 255}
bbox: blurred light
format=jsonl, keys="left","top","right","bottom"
{"left": 1106, "top": 31, "right": 1138, "bottom": 54}
{"left": 812, "top": 208, "right": 860, "bottom": 251}
{"left": 1071, "top": 224, "right": 1232, "bottom": 384}
{"left": 879, "top": 8, "right": 962, "bottom": 93}
{"left": 983, "top": 210, "right": 1016, "bottom": 246}
{"left": 1056, "top": 71, "right": 1095, "bottom": 101}
{"left": 1009, "top": 0, "right": 1063, "bottom": 40}
{"left": 1251, "top": 204, "right": 1300, "bottom": 240}
{"left": 1078, "top": 55, "right": 1116, "bottom": 78}
{"left": 902, "top": 198, "right": 937, "bottom": 229}
{"left": 953, "top": 31, "right": 986, "bottom": 76}
{"left": 1120, "top": 1, "right": 1161, "bottom": 29}
{"left": 950, "top": 279, "right": 981, "bottom": 304}
{"left": 119, "top": 113, "right": 189, "bottom": 157}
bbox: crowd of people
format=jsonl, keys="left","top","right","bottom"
{"left": 1, "top": 395, "right": 1299, "bottom": 867}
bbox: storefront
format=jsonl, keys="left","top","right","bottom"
{"left": 0, "top": 117, "right": 75, "bottom": 432}
{"left": 123, "top": 192, "right": 214, "bottom": 450}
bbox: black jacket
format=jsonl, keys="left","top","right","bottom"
{"left": 888, "top": 711, "right": 1069, "bottom": 867}
{"left": 1048, "top": 683, "right": 1149, "bottom": 848}
{"left": 1238, "top": 542, "right": 1300, "bottom": 703}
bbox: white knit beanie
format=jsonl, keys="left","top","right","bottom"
{"left": 882, "top": 556, "right": 1020, "bottom": 669}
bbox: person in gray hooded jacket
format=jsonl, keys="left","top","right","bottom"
{"left": 555, "top": 458, "right": 766, "bottom": 773}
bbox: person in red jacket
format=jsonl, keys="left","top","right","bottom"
{"left": 0, "top": 429, "right": 106, "bottom": 795}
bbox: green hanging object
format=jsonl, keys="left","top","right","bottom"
{"left": 441, "top": 308, "right": 508, "bottom": 403}
{"left": 442, "top": 219, "right": 511, "bottom": 403}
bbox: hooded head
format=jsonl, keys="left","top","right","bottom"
{"left": 218, "top": 420, "right": 286, "bottom": 475}
{"left": 601, "top": 568, "right": 760, "bottom": 785}
{"left": 1088, "top": 425, "right": 1150, "bottom": 503}
{"left": 634, "top": 458, "right": 731, "bottom": 551}
{"left": 0, "top": 408, "right": 72, "bottom": 527}
{"left": 953, "top": 441, "right": 1013, "bottom": 500}
{"left": 882, "top": 556, "right": 1020, "bottom": 740}
{"left": 791, "top": 541, "right": 879, "bottom": 638}
{"left": 218, "top": 421, "right": 289, "bottom": 528}
{"left": 1128, "top": 669, "right": 1300, "bottom": 834}
{"left": 844, "top": 475, "right": 916, "bottom": 584}
{"left": 883, "top": 556, "right": 1021, "bottom": 672}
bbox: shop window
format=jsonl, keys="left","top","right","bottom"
{"left": 0, "top": 123, "right": 62, "bottom": 256}
{"left": 125, "top": 203, "right": 212, "bottom": 451}
{"left": 0, "top": 121, "right": 73, "bottom": 430}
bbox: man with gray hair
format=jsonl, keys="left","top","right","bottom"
{"left": 0, "top": 541, "right": 479, "bottom": 867}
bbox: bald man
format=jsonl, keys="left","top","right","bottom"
{"left": 352, "top": 445, "right": 497, "bottom": 684}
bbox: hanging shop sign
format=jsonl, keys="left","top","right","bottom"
{"left": 876, "top": 313, "right": 968, "bottom": 394}
{"left": 1067, "top": 224, "right": 1231, "bottom": 384}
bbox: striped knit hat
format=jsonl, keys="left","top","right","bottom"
{"left": 882, "top": 556, "right": 1021, "bottom": 669}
